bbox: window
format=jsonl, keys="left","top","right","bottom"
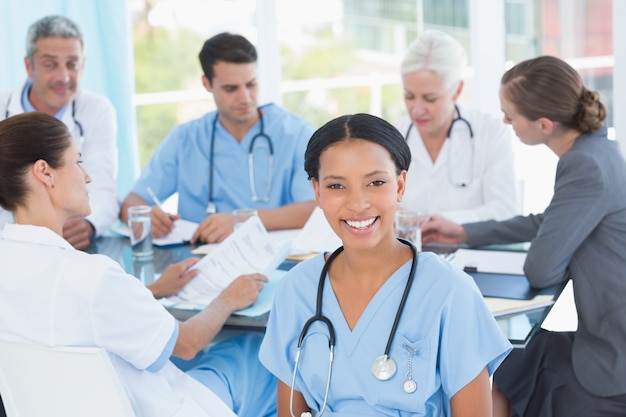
{"left": 130, "top": 0, "right": 614, "bottom": 215}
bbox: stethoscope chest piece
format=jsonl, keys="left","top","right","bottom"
{"left": 371, "top": 354, "right": 397, "bottom": 380}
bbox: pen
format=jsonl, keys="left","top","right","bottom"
{"left": 147, "top": 187, "right": 180, "bottom": 235}
{"left": 146, "top": 187, "right": 164, "bottom": 210}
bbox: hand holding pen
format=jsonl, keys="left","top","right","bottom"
{"left": 146, "top": 187, "right": 180, "bottom": 238}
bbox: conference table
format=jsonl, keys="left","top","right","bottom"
{"left": 86, "top": 234, "right": 564, "bottom": 348}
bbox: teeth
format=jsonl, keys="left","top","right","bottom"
{"left": 346, "top": 218, "right": 375, "bottom": 229}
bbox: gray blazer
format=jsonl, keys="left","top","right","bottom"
{"left": 464, "top": 127, "right": 626, "bottom": 397}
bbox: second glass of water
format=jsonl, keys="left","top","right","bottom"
{"left": 395, "top": 210, "right": 422, "bottom": 252}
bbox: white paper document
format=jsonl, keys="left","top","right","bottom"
{"left": 191, "top": 229, "right": 300, "bottom": 256}
{"left": 290, "top": 206, "right": 342, "bottom": 255}
{"left": 541, "top": 280, "right": 578, "bottom": 331}
{"left": 152, "top": 218, "right": 198, "bottom": 246}
{"left": 191, "top": 207, "right": 341, "bottom": 258}
{"left": 448, "top": 249, "right": 527, "bottom": 275}
{"left": 168, "top": 216, "right": 290, "bottom": 307}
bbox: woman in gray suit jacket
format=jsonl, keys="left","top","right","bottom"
{"left": 422, "top": 55, "right": 626, "bottom": 417}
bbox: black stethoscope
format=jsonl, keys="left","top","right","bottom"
{"left": 206, "top": 108, "right": 274, "bottom": 214}
{"left": 5, "top": 94, "right": 85, "bottom": 145}
{"left": 290, "top": 239, "right": 418, "bottom": 417}
{"left": 405, "top": 103, "right": 474, "bottom": 188}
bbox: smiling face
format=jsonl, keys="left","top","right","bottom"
{"left": 402, "top": 69, "right": 461, "bottom": 140}
{"left": 25, "top": 36, "right": 84, "bottom": 115}
{"left": 312, "top": 139, "right": 406, "bottom": 251}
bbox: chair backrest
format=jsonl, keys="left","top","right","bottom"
{"left": 0, "top": 340, "right": 136, "bottom": 417}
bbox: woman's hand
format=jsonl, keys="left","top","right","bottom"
{"left": 217, "top": 273, "right": 269, "bottom": 312}
{"left": 420, "top": 215, "right": 468, "bottom": 245}
{"left": 147, "top": 257, "right": 200, "bottom": 299}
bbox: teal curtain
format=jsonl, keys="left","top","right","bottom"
{"left": 0, "top": 0, "right": 139, "bottom": 196}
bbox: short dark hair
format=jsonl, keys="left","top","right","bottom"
{"left": 0, "top": 113, "right": 72, "bottom": 212}
{"left": 198, "top": 32, "right": 257, "bottom": 84}
{"left": 501, "top": 55, "right": 606, "bottom": 133}
{"left": 304, "top": 113, "right": 411, "bottom": 182}
{"left": 26, "top": 15, "right": 83, "bottom": 62}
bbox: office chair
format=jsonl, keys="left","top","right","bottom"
{"left": 0, "top": 339, "right": 136, "bottom": 417}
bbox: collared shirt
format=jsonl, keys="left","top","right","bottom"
{"left": 20, "top": 78, "right": 67, "bottom": 119}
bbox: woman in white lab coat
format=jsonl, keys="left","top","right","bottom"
{"left": 395, "top": 30, "right": 519, "bottom": 224}
{"left": 0, "top": 112, "right": 275, "bottom": 417}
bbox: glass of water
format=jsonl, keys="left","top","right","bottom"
{"left": 128, "top": 205, "right": 153, "bottom": 259}
{"left": 395, "top": 210, "right": 422, "bottom": 251}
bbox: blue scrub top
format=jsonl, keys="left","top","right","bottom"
{"left": 132, "top": 103, "right": 315, "bottom": 222}
{"left": 260, "top": 252, "right": 512, "bottom": 416}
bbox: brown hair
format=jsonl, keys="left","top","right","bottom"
{"left": 198, "top": 32, "right": 257, "bottom": 84}
{"left": 0, "top": 112, "right": 72, "bottom": 211}
{"left": 501, "top": 55, "right": 606, "bottom": 133}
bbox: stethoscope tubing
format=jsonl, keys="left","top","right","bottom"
{"left": 291, "top": 239, "right": 418, "bottom": 417}
{"left": 208, "top": 108, "right": 274, "bottom": 213}
{"left": 404, "top": 103, "right": 474, "bottom": 188}
{"left": 5, "top": 93, "right": 84, "bottom": 140}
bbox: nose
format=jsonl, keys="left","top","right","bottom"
{"left": 82, "top": 166, "right": 92, "bottom": 184}
{"left": 237, "top": 87, "right": 253, "bottom": 104}
{"left": 502, "top": 116, "right": 511, "bottom": 125}
{"left": 54, "top": 66, "right": 71, "bottom": 84}
{"left": 409, "top": 100, "right": 426, "bottom": 118}
{"left": 345, "top": 187, "right": 370, "bottom": 213}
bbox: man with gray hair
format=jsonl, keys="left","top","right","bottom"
{"left": 0, "top": 15, "right": 119, "bottom": 249}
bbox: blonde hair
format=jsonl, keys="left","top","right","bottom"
{"left": 401, "top": 30, "right": 466, "bottom": 91}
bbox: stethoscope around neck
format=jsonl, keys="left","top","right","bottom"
{"left": 405, "top": 103, "right": 474, "bottom": 188}
{"left": 5, "top": 94, "right": 85, "bottom": 145}
{"left": 206, "top": 108, "right": 274, "bottom": 214}
{"left": 290, "top": 239, "right": 418, "bottom": 417}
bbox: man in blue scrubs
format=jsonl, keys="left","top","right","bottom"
{"left": 121, "top": 32, "right": 316, "bottom": 244}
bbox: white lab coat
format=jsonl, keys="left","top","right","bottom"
{"left": 0, "top": 82, "right": 120, "bottom": 236}
{"left": 0, "top": 224, "right": 236, "bottom": 417}
{"left": 395, "top": 104, "right": 519, "bottom": 223}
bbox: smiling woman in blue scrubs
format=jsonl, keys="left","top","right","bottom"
{"left": 259, "top": 113, "right": 512, "bottom": 417}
